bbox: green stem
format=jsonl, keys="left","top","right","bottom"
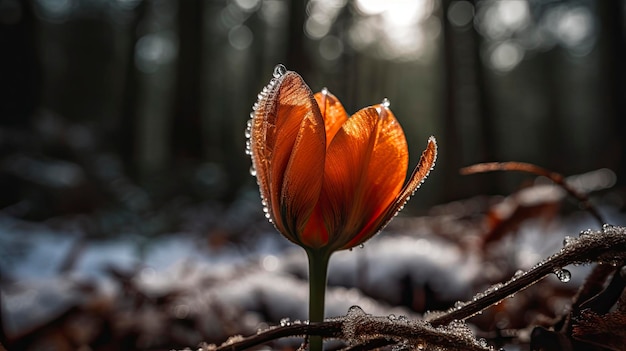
{"left": 306, "top": 248, "right": 331, "bottom": 351}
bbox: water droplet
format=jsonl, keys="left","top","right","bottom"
{"left": 388, "top": 314, "right": 396, "bottom": 320}
{"left": 279, "top": 317, "right": 291, "bottom": 327}
{"left": 249, "top": 112, "right": 255, "bottom": 119}
{"left": 554, "top": 269, "right": 571, "bottom": 283}
{"left": 359, "top": 243, "right": 364, "bottom": 249}
{"left": 562, "top": 236, "right": 574, "bottom": 247}
{"left": 256, "top": 323, "right": 269, "bottom": 334}
{"left": 478, "top": 338, "right": 488, "bottom": 347}
{"left": 602, "top": 223, "right": 614, "bottom": 232}
{"left": 579, "top": 228, "right": 594, "bottom": 237}
{"left": 249, "top": 165, "right": 257, "bottom": 176}
{"left": 381, "top": 97, "right": 390, "bottom": 108}
{"left": 321, "top": 87, "right": 328, "bottom": 95}
{"left": 347, "top": 305, "right": 365, "bottom": 316}
{"left": 273, "top": 64, "right": 287, "bottom": 78}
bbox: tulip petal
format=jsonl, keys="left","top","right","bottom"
{"left": 280, "top": 110, "right": 326, "bottom": 237}
{"left": 340, "top": 136, "right": 437, "bottom": 250}
{"left": 250, "top": 71, "right": 326, "bottom": 242}
{"left": 314, "top": 90, "right": 349, "bottom": 147}
{"left": 318, "top": 104, "right": 409, "bottom": 250}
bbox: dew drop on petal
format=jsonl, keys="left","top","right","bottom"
{"left": 321, "top": 87, "right": 328, "bottom": 95}
{"left": 381, "top": 97, "right": 390, "bottom": 108}
{"left": 273, "top": 64, "right": 287, "bottom": 78}
{"left": 554, "top": 269, "right": 571, "bottom": 283}
{"left": 249, "top": 165, "right": 257, "bottom": 176}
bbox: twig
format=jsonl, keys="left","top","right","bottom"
{"left": 460, "top": 162, "right": 606, "bottom": 225}
{"left": 428, "top": 225, "right": 626, "bottom": 326}
{"left": 209, "top": 321, "right": 342, "bottom": 351}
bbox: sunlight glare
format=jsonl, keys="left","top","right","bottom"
{"left": 355, "top": 0, "right": 387, "bottom": 15}
{"left": 351, "top": 0, "right": 435, "bottom": 61}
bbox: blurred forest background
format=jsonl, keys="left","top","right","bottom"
{"left": 2, "top": 0, "right": 626, "bottom": 350}
{"left": 1, "top": 0, "right": 625, "bottom": 224}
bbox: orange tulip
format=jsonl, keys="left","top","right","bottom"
{"left": 247, "top": 65, "right": 437, "bottom": 350}
{"left": 247, "top": 64, "right": 437, "bottom": 253}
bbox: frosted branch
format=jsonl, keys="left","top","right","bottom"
{"left": 428, "top": 225, "right": 626, "bottom": 326}
{"left": 189, "top": 225, "right": 626, "bottom": 351}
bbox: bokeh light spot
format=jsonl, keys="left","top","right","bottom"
{"left": 34, "top": 0, "right": 73, "bottom": 23}
{"left": 228, "top": 24, "right": 254, "bottom": 50}
{"left": 490, "top": 41, "right": 523, "bottom": 72}
{"left": 319, "top": 35, "right": 343, "bottom": 60}
{"left": 234, "top": 0, "right": 260, "bottom": 12}
{"left": 135, "top": 32, "right": 178, "bottom": 73}
{"left": 447, "top": 1, "right": 474, "bottom": 28}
